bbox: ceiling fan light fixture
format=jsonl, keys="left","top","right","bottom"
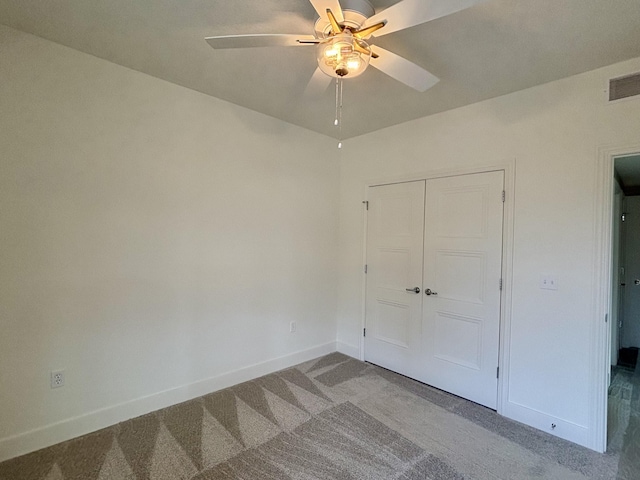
{"left": 317, "top": 33, "right": 370, "bottom": 79}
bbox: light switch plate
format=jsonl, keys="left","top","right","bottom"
{"left": 539, "top": 275, "right": 558, "bottom": 290}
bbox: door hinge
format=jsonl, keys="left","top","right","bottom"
{"left": 362, "top": 200, "right": 369, "bottom": 210}
{"left": 363, "top": 328, "right": 366, "bottom": 337}
{"left": 605, "top": 313, "right": 608, "bottom": 324}
{"left": 497, "top": 367, "right": 500, "bottom": 379}
{"left": 364, "top": 264, "right": 368, "bottom": 274}
{"left": 622, "top": 213, "right": 626, "bottom": 222}
{"left": 502, "top": 190, "right": 506, "bottom": 203}
{"left": 499, "top": 278, "right": 503, "bottom": 290}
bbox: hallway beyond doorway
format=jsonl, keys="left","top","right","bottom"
{"left": 608, "top": 364, "right": 640, "bottom": 478}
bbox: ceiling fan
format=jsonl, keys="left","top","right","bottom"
{"left": 205, "top": 0, "right": 487, "bottom": 94}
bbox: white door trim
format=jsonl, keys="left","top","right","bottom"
{"left": 359, "top": 160, "right": 515, "bottom": 415}
{"left": 594, "top": 143, "right": 640, "bottom": 452}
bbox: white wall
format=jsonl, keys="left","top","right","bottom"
{"left": 336, "top": 56, "right": 640, "bottom": 449}
{"left": 622, "top": 196, "right": 640, "bottom": 348}
{"left": 0, "top": 25, "right": 339, "bottom": 461}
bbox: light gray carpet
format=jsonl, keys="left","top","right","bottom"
{"left": 0, "top": 353, "right": 634, "bottom": 479}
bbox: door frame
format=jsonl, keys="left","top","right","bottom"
{"left": 595, "top": 142, "right": 640, "bottom": 452}
{"left": 359, "top": 161, "right": 515, "bottom": 415}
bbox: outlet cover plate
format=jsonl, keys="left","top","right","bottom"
{"left": 51, "top": 370, "right": 65, "bottom": 389}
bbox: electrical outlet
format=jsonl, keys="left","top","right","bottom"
{"left": 290, "top": 321, "right": 297, "bottom": 333}
{"left": 51, "top": 370, "right": 65, "bottom": 389}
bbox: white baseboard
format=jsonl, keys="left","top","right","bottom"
{"left": 502, "top": 400, "right": 591, "bottom": 449}
{"left": 0, "top": 342, "right": 336, "bottom": 463}
{"left": 336, "top": 341, "right": 360, "bottom": 359}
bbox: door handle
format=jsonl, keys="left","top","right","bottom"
{"left": 425, "top": 288, "right": 438, "bottom": 296}
{"left": 406, "top": 287, "right": 421, "bottom": 294}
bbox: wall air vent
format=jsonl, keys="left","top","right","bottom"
{"left": 609, "top": 72, "right": 640, "bottom": 101}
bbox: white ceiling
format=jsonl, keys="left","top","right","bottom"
{"left": 2, "top": 0, "right": 640, "bottom": 139}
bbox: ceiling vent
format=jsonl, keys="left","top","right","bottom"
{"left": 609, "top": 72, "right": 640, "bottom": 101}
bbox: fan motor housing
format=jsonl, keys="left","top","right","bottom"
{"left": 314, "top": 0, "right": 375, "bottom": 37}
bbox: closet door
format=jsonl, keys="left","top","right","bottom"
{"left": 364, "top": 181, "right": 425, "bottom": 379}
{"left": 421, "top": 171, "right": 504, "bottom": 409}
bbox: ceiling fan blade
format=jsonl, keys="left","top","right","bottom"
{"left": 308, "top": 0, "right": 344, "bottom": 23}
{"left": 304, "top": 67, "right": 334, "bottom": 97}
{"left": 364, "top": 0, "right": 488, "bottom": 37}
{"left": 370, "top": 47, "right": 439, "bottom": 92}
{"left": 205, "top": 34, "right": 318, "bottom": 49}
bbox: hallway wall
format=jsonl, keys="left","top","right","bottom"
{"left": 622, "top": 196, "right": 640, "bottom": 348}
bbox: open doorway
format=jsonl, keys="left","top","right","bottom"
{"left": 607, "top": 154, "right": 640, "bottom": 456}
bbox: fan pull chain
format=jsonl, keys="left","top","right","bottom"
{"left": 335, "top": 78, "right": 344, "bottom": 149}
{"left": 334, "top": 78, "right": 340, "bottom": 126}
